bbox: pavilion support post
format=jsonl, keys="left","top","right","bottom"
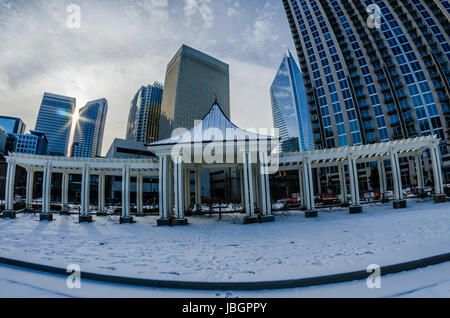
{"left": 157, "top": 156, "right": 172, "bottom": 226}
{"left": 240, "top": 168, "right": 245, "bottom": 210}
{"left": 194, "top": 170, "right": 202, "bottom": 211}
{"left": 120, "top": 164, "right": 134, "bottom": 224}
{"left": 25, "top": 167, "right": 35, "bottom": 211}
{"left": 377, "top": 159, "right": 388, "bottom": 203}
{"left": 390, "top": 148, "right": 406, "bottom": 209}
{"left": 430, "top": 144, "right": 446, "bottom": 203}
{"left": 40, "top": 162, "right": 54, "bottom": 221}
{"left": 348, "top": 154, "right": 362, "bottom": 214}
{"left": 61, "top": 169, "right": 69, "bottom": 214}
{"left": 173, "top": 158, "right": 187, "bottom": 226}
{"left": 259, "top": 152, "right": 274, "bottom": 223}
{"left": 414, "top": 155, "right": 424, "bottom": 189}
{"left": 2, "top": 158, "right": 17, "bottom": 218}
{"left": 302, "top": 159, "right": 317, "bottom": 218}
{"left": 253, "top": 164, "right": 261, "bottom": 212}
{"left": 338, "top": 163, "right": 347, "bottom": 206}
{"left": 298, "top": 168, "right": 305, "bottom": 208}
{"left": 136, "top": 171, "right": 144, "bottom": 216}
{"left": 243, "top": 152, "right": 258, "bottom": 224}
{"left": 79, "top": 164, "right": 93, "bottom": 222}
{"left": 184, "top": 170, "right": 190, "bottom": 211}
{"left": 97, "top": 172, "right": 106, "bottom": 216}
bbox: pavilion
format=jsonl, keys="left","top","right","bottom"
{"left": 0, "top": 103, "right": 446, "bottom": 225}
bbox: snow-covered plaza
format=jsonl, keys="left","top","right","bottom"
{"left": 0, "top": 199, "right": 448, "bottom": 287}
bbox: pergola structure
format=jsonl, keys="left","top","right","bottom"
{"left": 147, "top": 104, "right": 279, "bottom": 226}
{"left": 2, "top": 154, "right": 158, "bottom": 223}
{"left": 278, "top": 135, "right": 446, "bottom": 215}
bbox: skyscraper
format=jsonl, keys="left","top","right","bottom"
{"left": 126, "top": 82, "right": 163, "bottom": 144}
{"left": 71, "top": 99, "right": 108, "bottom": 158}
{"left": 158, "top": 44, "right": 230, "bottom": 140}
{"left": 35, "top": 93, "right": 76, "bottom": 157}
{"left": 271, "top": 50, "right": 315, "bottom": 153}
{"left": 0, "top": 116, "right": 26, "bottom": 135}
{"left": 283, "top": 0, "right": 449, "bottom": 178}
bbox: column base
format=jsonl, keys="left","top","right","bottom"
{"left": 434, "top": 194, "right": 447, "bottom": 204}
{"left": 1, "top": 211, "right": 16, "bottom": 219}
{"left": 305, "top": 210, "right": 318, "bottom": 218}
{"left": 380, "top": 197, "right": 390, "bottom": 204}
{"left": 157, "top": 218, "right": 173, "bottom": 227}
{"left": 40, "top": 213, "right": 54, "bottom": 221}
{"left": 79, "top": 215, "right": 93, "bottom": 223}
{"left": 120, "top": 216, "right": 135, "bottom": 224}
{"left": 393, "top": 200, "right": 407, "bottom": 209}
{"left": 60, "top": 210, "right": 70, "bottom": 215}
{"left": 174, "top": 218, "right": 189, "bottom": 226}
{"left": 349, "top": 205, "right": 363, "bottom": 214}
{"left": 243, "top": 215, "right": 259, "bottom": 225}
{"left": 96, "top": 212, "right": 107, "bottom": 216}
{"left": 259, "top": 215, "right": 275, "bottom": 223}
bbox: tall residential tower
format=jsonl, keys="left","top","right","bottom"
{"left": 271, "top": 50, "right": 315, "bottom": 153}
{"left": 35, "top": 93, "right": 76, "bottom": 157}
{"left": 283, "top": 0, "right": 449, "bottom": 178}
{"left": 71, "top": 99, "right": 108, "bottom": 158}
{"left": 126, "top": 82, "right": 163, "bottom": 144}
{"left": 158, "top": 45, "right": 230, "bottom": 140}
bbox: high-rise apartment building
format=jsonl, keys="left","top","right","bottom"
{"left": 126, "top": 82, "right": 163, "bottom": 144}
{"left": 0, "top": 116, "right": 26, "bottom": 135}
{"left": 283, "top": 0, "right": 450, "bottom": 179}
{"left": 271, "top": 50, "right": 315, "bottom": 153}
{"left": 9, "top": 131, "right": 49, "bottom": 156}
{"left": 158, "top": 44, "right": 230, "bottom": 140}
{"left": 71, "top": 99, "right": 108, "bottom": 158}
{"left": 35, "top": 93, "right": 76, "bottom": 157}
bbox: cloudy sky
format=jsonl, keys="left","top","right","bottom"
{"left": 0, "top": 0, "right": 295, "bottom": 155}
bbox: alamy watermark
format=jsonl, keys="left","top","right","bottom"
{"left": 66, "top": 264, "right": 81, "bottom": 289}
{"left": 66, "top": 4, "right": 81, "bottom": 29}
{"left": 367, "top": 4, "right": 382, "bottom": 29}
{"left": 366, "top": 264, "right": 381, "bottom": 289}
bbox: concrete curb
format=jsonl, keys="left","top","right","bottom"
{"left": 0, "top": 253, "right": 449, "bottom": 291}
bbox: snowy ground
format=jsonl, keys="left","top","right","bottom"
{"left": 0, "top": 262, "right": 449, "bottom": 297}
{"left": 0, "top": 200, "right": 449, "bottom": 283}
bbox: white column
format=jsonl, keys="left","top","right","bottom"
{"left": 247, "top": 152, "right": 255, "bottom": 216}
{"left": 308, "top": 160, "right": 315, "bottom": 210}
{"left": 352, "top": 158, "right": 360, "bottom": 206}
{"left": 240, "top": 168, "right": 245, "bottom": 207}
{"left": 338, "top": 164, "right": 346, "bottom": 203}
{"left": 175, "top": 159, "right": 184, "bottom": 219}
{"left": 184, "top": 169, "right": 190, "bottom": 211}
{"left": 136, "top": 170, "right": 144, "bottom": 214}
{"left": 302, "top": 162, "right": 311, "bottom": 211}
{"left": 61, "top": 169, "right": 69, "bottom": 211}
{"left": 43, "top": 162, "right": 52, "bottom": 213}
{"left": 253, "top": 165, "right": 261, "bottom": 211}
{"left": 158, "top": 156, "right": 166, "bottom": 219}
{"left": 98, "top": 172, "right": 105, "bottom": 213}
{"left": 195, "top": 170, "right": 202, "bottom": 207}
{"left": 174, "top": 160, "right": 179, "bottom": 218}
{"left": 26, "top": 167, "right": 34, "bottom": 209}
{"left": 430, "top": 145, "right": 443, "bottom": 195}
{"left": 259, "top": 152, "right": 267, "bottom": 215}
{"left": 163, "top": 156, "right": 169, "bottom": 218}
{"left": 5, "top": 159, "right": 16, "bottom": 211}
{"left": 348, "top": 154, "right": 357, "bottom": 206}
{"left": 121, "top": 165, "right": 130, "bottom": 218}
{"left": 414, "top": 155, "right": 424, "bottom": 188}
{"left": 377, "top": 159, "right": 385, "bottom": 195}
{"left": 81, "top": 164, "right": 90, "bottom": 216}
{"left": 242, "top": 153, "right": 250, "bottom": 215}
{"left": 390, "top": 149, "right": 402, "bottom": 201}
{"left": 298, "top": 168, "right": 305, "bottom": 207}
{"left": 264, "top": 152, "right": 272, "bottom": 215}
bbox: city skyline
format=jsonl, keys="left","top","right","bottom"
{"left": 0, "top": 0, "right": 295, "bottom": 156}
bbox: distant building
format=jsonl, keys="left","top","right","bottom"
{"left": 106, "top": 138, "right": 156, "bottom": 159}
{"left": 0, "top": 127, "right": 7, "bottom": 155}
{"left": 271, "top": 50, "right": 315, "bottom": 153}
{"left": 159, "top": 44, "right": 230, "bottom": 140}
{"left": 35, "top": 92, "right": 76, "bottom": 157}
{"left": 126, "top": 83, "right": 163, "bottom": 144}
{"left": 72, "top": 99, "right": 108, "bottom": 158}
{"left": 0, "top": 116, "right": 26, "bottom": 135}
{"left": 8, "top": 131, "right": 49, "bottom": 155}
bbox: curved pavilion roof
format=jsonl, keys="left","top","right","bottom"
{"left": 149, "top": 103, "right": 277, "bottom": 147}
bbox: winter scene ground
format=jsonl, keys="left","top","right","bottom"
{"left": 0, "top": 199, "right": 449, "bottom": 297}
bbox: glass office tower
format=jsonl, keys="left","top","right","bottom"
{"left": 271, "top": 50, "right": 315, "bottom": 153}
{"left": 35, "top": 93, "right": 76, "bottom": 157}
{"left": 158, "top": 44, "right": 230, "bottom": 140}
{"left": 126, "top": 82, "right": 163, "bottom": 144}
{"left": 71, "top": 99, "right": 108, "bottom": 158}
{"left": 0, "top": 116, "right": 25, "bottom": 135}
{"left": 283, "top": 0, "right": 450, "bottom": 178}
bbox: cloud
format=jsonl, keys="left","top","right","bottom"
{"left": 243, "top": 1, "right": 279, "bottom": 49}
{"left": 184, "top": 0, "right": 214, "bottom": 28}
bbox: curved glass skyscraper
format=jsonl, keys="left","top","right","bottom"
{"left": 271, "top": 50, "right": 315, "bottom": 153}
{"left": 283, "top": 0, "right": 449, "bottom": 177}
